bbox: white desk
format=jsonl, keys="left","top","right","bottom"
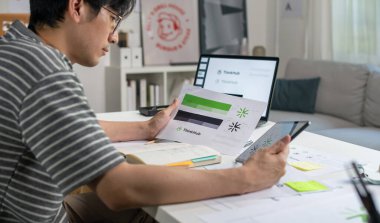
{"left": 98, "top": 111, "right": 380, "bottom": 223}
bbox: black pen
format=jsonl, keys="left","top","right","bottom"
{"left": 350, "top": 162, "right": 380, "bottom": 223}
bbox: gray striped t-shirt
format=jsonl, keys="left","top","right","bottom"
{"left": 0, "top": 21, "right": 124, "bottom": 222}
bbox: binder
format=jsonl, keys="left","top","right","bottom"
{"left": 110, "top": 45, "right": 132, "bottom": 67}
{"left": 131, "top": 47, "right": 143, "bottom": 67}
{"left": 120, "top": 48, "right": 132, "bottom": 67}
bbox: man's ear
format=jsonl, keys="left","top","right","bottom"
{"left": 67, "top": 0, "right": 84, "bottom": 23}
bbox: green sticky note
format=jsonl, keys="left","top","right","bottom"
{"left": 285, "top": 180, "right": 328, "bottom": 192}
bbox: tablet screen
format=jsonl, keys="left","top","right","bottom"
{"left": 235, "top": 121, "right": 310, "bottom": 163}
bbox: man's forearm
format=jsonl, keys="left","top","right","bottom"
{"left": 99, "top": 120, "right": 152, "bottom": 142}
{"left": 91, "top": 163, "right": 247, "bottom": 210}
{"left": 90, "top": 136, "right": 289, "bottom": 211}
{"left": 99, "top": 101, "right": 177, "bottom": 142}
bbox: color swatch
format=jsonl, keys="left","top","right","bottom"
{"left": 182, "top": 94, "right": 232, "bottom": 115}
{"left": 174, "top": 110, "right": 223, "bottom": 129}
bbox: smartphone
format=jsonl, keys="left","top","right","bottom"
{"left": 139, "top": 105, "right": 169, "bottom": 116}
{"left": 235, "top": 121, "right": 310, "bottom": 163}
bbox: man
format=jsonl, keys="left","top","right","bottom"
{"left": 0, "top": 0, "right": 290, "bottom": 222}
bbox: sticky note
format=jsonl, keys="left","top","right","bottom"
{"left": 285, "top": 180, "right": 328, "bottom": 192}
{"left": 289, "top": 161, "right": 322, "bottom": 171}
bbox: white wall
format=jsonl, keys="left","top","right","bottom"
{"left": 0, "top": 2, "right": 8, "bottom": 11}
{"left": 247, "top": 0, "right": 277, "bottom": 57}
{"left": 1, "top": 0, "right": 308, "bottom": 112}
{"left": 276, "top": 0, "right": 308, "bottom": 77}
{"left": 247, "top": 0, "right": 308, "bottom": 77}
{"left": 0, "top": 0, "right": 29, "bottom": 13}
{"left": 74, "top": 56, "right": 110, "bottom": 113}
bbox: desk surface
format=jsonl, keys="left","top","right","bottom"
{"left": 98, "top": 111, "right": 380, "bottom": 223}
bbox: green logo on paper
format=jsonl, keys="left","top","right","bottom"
{"left": 237, "top": 107, "right": 249, "bottom": 118}
{"left": 176, "top": 127, "right": 183, "bottom": 132}
{"left": 262, "top": 137, "right": 273, "bottom": 147}
{"left": 345, "top": 207, "right": 368, "bottom": 222}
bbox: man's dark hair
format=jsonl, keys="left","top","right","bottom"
{"left": 29, "top": 0, "right": 135, "bottom": 30}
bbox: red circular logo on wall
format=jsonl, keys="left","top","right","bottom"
{"left": 145, "top": 3, "right": 192, "bottom": 52}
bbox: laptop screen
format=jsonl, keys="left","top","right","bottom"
{"left": 193, "top": 54, "right": 279, "bottom": 122}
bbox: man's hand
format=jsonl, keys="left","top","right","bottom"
{"left": 146, "top": 99, "right": 179, "bottom": 139}
{"left": 99, "top": 99, "right": 179, "bottom": 142}
{"left": 240, "top": 135, "right": 290, "bottom": 193}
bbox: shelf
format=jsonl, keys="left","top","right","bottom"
{"left": 108, "top": 65, "right": 197, "bottom": 73}
{"left": 105, "top": 65, "right": 197, "bottom": 112}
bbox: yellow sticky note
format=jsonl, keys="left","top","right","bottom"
{"left": 289, "top": 161, "right": 322, "bottom": 171}
{"left": 285, "top": 180, "right": 328, "bottom": 192}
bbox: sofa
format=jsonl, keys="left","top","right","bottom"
{"left": 269, "top": 58, "right": 380, "bottom": 151}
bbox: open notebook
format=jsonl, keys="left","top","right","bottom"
{"left": 115, "top": 142, "right": 221, "bottom": 168}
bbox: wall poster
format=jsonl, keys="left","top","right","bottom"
{"left": 141, "top": 0, "right": 199, "bottom": 66}
{"left": 199, "top": 0, "right": 248, "bottom": 55}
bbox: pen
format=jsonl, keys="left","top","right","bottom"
{"left": 167, "top": 161, "right": 192, "bottom": 167}
{"left": 145, "top": 140, "right": 156, "bottom": 144}
{"left": 145, "top": 139, "right": 167, "bottom": 144}
{"left": 350, "top": 162, "right": 380, "bottom": 223}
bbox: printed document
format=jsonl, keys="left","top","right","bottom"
{"left": 157, "top": 85, "right": 266, "bottom": 155}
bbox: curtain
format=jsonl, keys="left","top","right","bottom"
{"left": 304, "top": 0, "right": 333, "bottom": 61}
{"left": 332, "top": 0, "right": 380, "bottom": 65}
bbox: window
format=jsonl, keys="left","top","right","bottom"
{"left": 332, "top": 0, "right": 380, "bottom": 65}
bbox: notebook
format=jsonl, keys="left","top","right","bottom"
{"left": 116, "top": 142, "right": 221, "bottom": 168}
{"left": 193, "top": 54, "right": 279, "bottom": 125}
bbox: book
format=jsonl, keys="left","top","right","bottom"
{"left": 154, "top": 84, "right": 160, "bottom": 106}
{"left": 126, "top": 80, "right": 132, "bottom": 110}
{"left": 130, "top": 80, "right": 136, "bottom": 110}
{"left": 127, "top": 79, "right": 136, "bottom": 110}
{"left": 148, "top": 84, "right": 155, "bottom": 106}
{"left": 115, "top": 142, "right": 221, "bottom": 167}
{"left": 139, "top": 79, "right": 147, "bottom": 108}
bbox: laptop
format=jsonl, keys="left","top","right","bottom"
{"left": 193, "top": 54, "right": 279, "bottom": 126}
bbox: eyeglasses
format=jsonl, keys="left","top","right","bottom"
{"left": 102, "top": 7, "right": 123, "bottom": 34}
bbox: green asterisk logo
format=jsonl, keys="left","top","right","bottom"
{"left": 176, "top": 127, "right": 183, "bottom": 132}
{"left": 237, "top": 107, "right": 249, "bottom": 118}
{"left": 345, "top": 207, "right": 368, "bottom": 222}
{"left": 262, "top": 137, "right": 273, "bottom": 147}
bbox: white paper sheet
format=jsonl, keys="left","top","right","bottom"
{"left": 157, "top": 85, "right": 266, "bottom": 155}
{"left": 288, "top": 145, "right": 353, "bottom": 177}
{"left": 199, "top": 187, "right": 372, "bottom": 223}
{"left": 197, "top": 144, "right": 380, "bottom": 223}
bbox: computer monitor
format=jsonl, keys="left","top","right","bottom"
{"left": 193, "top": 54, "right": 279, "bottom": 123}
